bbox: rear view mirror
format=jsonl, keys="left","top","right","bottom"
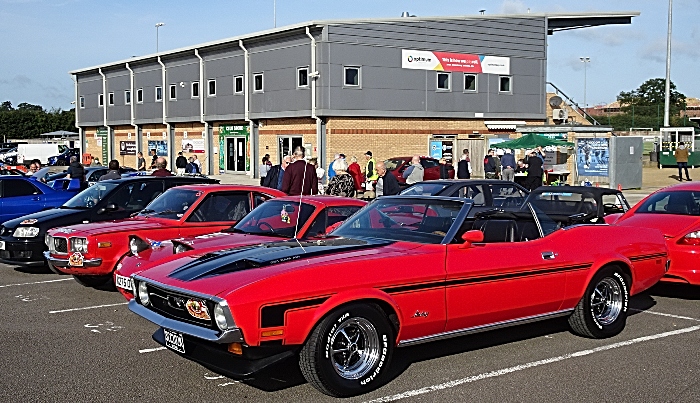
{"left": 97, "top": 203, "right": 118, "bottom": 215}
{"left": 459, "top": 230, "right": 484, "bottom": 249}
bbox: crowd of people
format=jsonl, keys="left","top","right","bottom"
{"left": 482, "top": 146, "right": 545, "bottom": 190}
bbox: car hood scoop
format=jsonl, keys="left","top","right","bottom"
{"left": 167, "top": 237, "right": 392, "bottom": 281}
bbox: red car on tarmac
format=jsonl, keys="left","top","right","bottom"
{"left": 384, "top": 156, "right": 454, "bottom": 183}
{"left": 128, "top": 196, "right": 668, "bottom": 397}
{"left": 114, "top": 196, "right": 366, "bottom": 300}
{"left": 610, "top": 182, "right": 700, "bottom": 285}
{"left": 45, "top": 185, "right": 284, "bottom": 287}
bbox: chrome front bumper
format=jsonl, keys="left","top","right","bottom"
{"left": 43, "top": 251, "right": 103, "bottom": 268}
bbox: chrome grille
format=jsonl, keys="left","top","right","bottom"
{"left": 53, "top": 237, "right": 68, "bottom": 253}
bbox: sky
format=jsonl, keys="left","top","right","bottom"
{"left": 1, "top": 0, "right": 698, "bottom": 111}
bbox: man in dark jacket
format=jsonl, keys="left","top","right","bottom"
{"left": 281, "top": 149, "right": 318, "bottom": 196}
{"left": 525, "top": 151, "right": 543, "bottom": 190}
{"left": 175, "top": 152, "right": 187, "bottom": 175}
{"left": 151, "top": 157, "right": 173, "bottom": 177}
{"left": 262, "top": 155, "right": 291, "bottom": 190}
{"left": 500, "top": 150, "right": 516, "bottom": 182}
{"left": 99, "top": 160, "right": 122, "bottom": 181}
{"left": 483, "top": 149, "right": 497, "bottom": 179}
{"left": 377, "top": 161, "right": 401, "bottom": 196}
{"left": 66, "top": 155, "right": 86, "bottom": 188}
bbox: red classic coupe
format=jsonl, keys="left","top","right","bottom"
{"left": 129, "top": 196, "right": 668, "bottom": 397}
{"left": 611, "top": 182, "right": 700, "bottom": 285}
{"left": 114, "top": 196, "right": 366, "bottom": 300}
{"left": 45, "top": 185, "right": 284, "bottom": 287}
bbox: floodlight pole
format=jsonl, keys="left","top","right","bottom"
{"left": 155, "top": 22, "right": 165, "bottom": 54}
{"left": 663, "top": 0, "right": 673, "bottom": 127}
{"left": 580, "top": 57, "right": 590, "bottom": 113}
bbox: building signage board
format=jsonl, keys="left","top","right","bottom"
{"left": 119, "top": 141, "right": 136, "bottom": 155}
{"left": 96, "top": 127, "right": 109, "bottom": 163}
{"left": 402, "top": 49, "right": 510, "bottom": 74}
{"left": 181, "top": 138, "right": 205, "bottom": 153}
{"left": 148, "top": 140, "right": 168, "bottom": 156}
{"left": 218, "top": 125, "right": 250, "bottom": 171}
{"left": 576, "top": 138, "right": 609, "bottom": 176}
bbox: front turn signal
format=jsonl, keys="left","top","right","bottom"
{"left": 227, "top": 343, "right": 243, "bottom": 355}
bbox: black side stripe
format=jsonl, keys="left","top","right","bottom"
{"left": 629, "top": 253, "right": 667, "bottom": 262}
{"left": 382, "top": 264, "right": 591, "bottom": 294}
{"left": 261, "top": 297, "right": 329, "bottom": 328}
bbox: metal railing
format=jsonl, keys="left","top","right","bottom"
{"left": 547, "top": 82, "right": 601, "bottom": 125}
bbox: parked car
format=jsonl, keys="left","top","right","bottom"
{"left": 400, "top": 179, "right": 528, "bottom": 214}
{"left": 384, "top": 156, "right": 454, "bottom": 183}
{"left": 0, "top": 147, "right": 18, "bottom": 164}
{"left": 609, "top": 182, "right": 700, "bottom": 285}
{"left": 114, "top": 195, "right": 366, "bottom": 299}
{"left": 17, "top": 143, "right": 67, "bottom": 165}
{"left": 46, "top": 166, "right": 139, "bottom": 187}
{"left": 0, "top": 176, "right": 80, "bottom": 223}
{"left": 522, "top": 186, "right": 630, "bottom": 225}
{"left": 128, "top": 196, "right": 667, "bottom": 397}
{"left": 46, "top": 185, "right": 285, "bottom": 287}
{"left": 0, "top": 176, "right": 218, "bottom": 266}
{"left": 47, "top": 148, "right": 81, "bottom": 166}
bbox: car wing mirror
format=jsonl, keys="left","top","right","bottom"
{"left": 324, "top": 221, "right": 343, "bottom": 235}
{"left": 97, "top": 203, "right": 118, "bottom": 215}
{"left": 459, "top": 230, "right": 484, "bottom": 249}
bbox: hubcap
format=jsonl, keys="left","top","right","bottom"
{"left": 329, "top": 317, "right": 380, "bottom": 380}
{"left": 590, "top": 277, "right": 623, "bottom": 326}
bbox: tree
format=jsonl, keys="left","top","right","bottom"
{"left": 0, "top": 101, "right": 75, "bottom": 139}
{"left": 0, "top": 101, "right": 12, "bottom": 111}
{"left": 16, "top": 102, "right": 44, "bottom": 112}
{"left": 617, "top": 78, "right": 686, "bottom": 116}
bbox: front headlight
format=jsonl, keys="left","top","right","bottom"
{"left": 45, "top": 234, "right": 52, "bottom": 247}
{"left": 129, "top": 236, "right": 150, "bottom": 255}
{"left": 214, "top": 303, "right": 229, "bottom": 331}
{"left": 13, "top": 227, "right": 40, "bottom": 238}
{"left": 137, "top": 281, "right": 150, "bottom": 306}
{"left": 173, "top": 243, "right": 192, "bottom": 254}
{"left": 70, "top": 237, "right": 88, "bottom": 253}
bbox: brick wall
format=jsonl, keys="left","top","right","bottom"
{"left": 141, "top": 124, "right": 168, "bottom": 169}
{"left": 259, "top": 118, "right": 317, "bottom": 165}
{"left": 173, "top": 123, "right": 207, "bottom": 174}
{"left": 112, "top": 125, "right": 139, "bottom": 168}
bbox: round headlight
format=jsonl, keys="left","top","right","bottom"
{"left": 137, "top": 281, "right": 150, "bottom": 306}
{"left": 214, "top": 303, "right": 228, "bottom": 331}
{"left": 130, "top": 238, "right": 139, "bottom": 255}
{"left": 174, "top": 243, "right": 190, "bottom": 254}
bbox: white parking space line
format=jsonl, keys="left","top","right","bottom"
{"left": 49, "top": 302, "right": 128, "bottom": 314}
{"left": 364, "top": 325, "right": 700, "bottom": 403}
{"left": 0, "top": 278, "right": 73, "bottom": 288}
{"left": 139, "top": 347, "right": 167, "bottom": 354}
{"left": 630, "top": 308, "right": 700, "bottom": 322}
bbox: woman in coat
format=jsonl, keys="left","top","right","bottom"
{"left": 325, "top": 158, "right": 355, "bottom": 197}
{"left": 347, "top": 156, "right": 364, "bottom": 194}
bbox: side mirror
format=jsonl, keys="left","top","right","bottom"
{"left": 97, "top": 203, "right": 118, "bottom": 215}
{"left": 324, "top": 221, "right": 343, "bottom": 235}
{"left": 459, "top": 230, "right": 484, "bottom": 249}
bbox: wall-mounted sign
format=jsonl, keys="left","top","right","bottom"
{"left": 148, "top": 140, "right": 168, "bottom": 156}
{"left": 576, "top": 138, "right": 609, "bottom": 176}
{"left": 119, "top": 141, "right": 136, "bottom": 155}
{"left": 401, "top": 49, "right": 510, "bottom": 75}
{"left": 181, "top": 138, "right": 205, "bottom": 153}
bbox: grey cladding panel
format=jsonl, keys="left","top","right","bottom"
{"left": 77, "top": 75, "right": 103, "bottom": 125}
{"left": 134, "top": 69, "right": 163, "bottom": 121}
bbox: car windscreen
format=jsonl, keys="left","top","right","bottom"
{"left": 63, "top": 183, "right": 120, "bottom": 208}
{"left": 231, "top": 200, "right": 315, "bottom": 238}
{"left": 634, "top": 190, "right": 700, "bottom": 216}
{"left": 333, "top": 198, "right": 464, "bottom": 244}
{"left": 138, "top": 189, "right": 200, "bottom": 219}
{"left": 384, "top": 158, "right": 406, "bottom": 171}
{"left": 527, "top": 191, "right": 597, "bottom": 215}
{"left": 400, "top": 183, "right": 450, "bottom": 196}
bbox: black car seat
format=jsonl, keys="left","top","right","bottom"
{"left": 473, "top": 219, "right": 516, "bottom": 242}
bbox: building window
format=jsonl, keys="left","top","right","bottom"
{"left": 297, "top": 67, "right": 309, "bottom": 88}
{"left": 108, "top": 92, "right": 114, "bottom": 105}
{"left": 192, "top": 81, "right": 200, "bottom": 98}
{"left": 137, "top": 88, "right": 143, "bottom": 103}
{"left": 125, "top": 90, "right": 131, "bottom": 105}
{"left": 98, "top": 93, "right": 104, "bottom": 107}
{"left": 207, "top": 79, "right": 216, "bottom": 97}
{"left": 464, "top": 74, "right": 477, "bottom": 92}
{"left": 169, "top": 84, "right": 176, "bottom": 100}
{"left": 155, "top": 86, "right": 163, "bottom": 102}
{"left": 253, "top": 73, "right": 263, "bottom": 92}
{"left": 499, "top": 76, "right": 512, "bottom": 93}
{"left": 234, "top": 76, "right": 244, "bottom": 94}
{"left": 344, "top": 66, "right": 360, "bottom": 87}
{"left": 79, "top": 96, "right": 85, "bottom": 109}
{"left": 437, "top": 72, "right": 451, "bottom": 91}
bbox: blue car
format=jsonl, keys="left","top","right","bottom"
{"left": 0, "top": 176, "right": 80, "bottom": 223}
{"left": 47, "top": 148, "right": 81, "bottom": 166}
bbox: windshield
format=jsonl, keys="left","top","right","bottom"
{"left": 63, "top": 183, "right": 120, "bottom": 208}
{"left": 527, "top": 191, "right": 598, "bottom": 215}
{"left": 635, "top": 190, "right": 700, "bottom": 216}
{"left": 384, "top": 158, "right": 406, "bottom": 171}
{"left": 400, "top": 183, "right": 449, "bottom": 196}
{"left": 333, "top": 198, "right": 465, "bottom": 244}
{"left": 232, "top": 200, "right": 315, "bottom": 238}
{"left": 139, "top": 189, "right": 200, "bottom": 219}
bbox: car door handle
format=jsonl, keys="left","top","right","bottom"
{"left": 541, "top": 251, "right": 557, "bottom": 260}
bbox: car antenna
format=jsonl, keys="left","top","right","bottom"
{"left": 293, "top": 154, "right": 307, "bottom": 252}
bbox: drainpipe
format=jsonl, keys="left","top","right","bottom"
{"left": 125, "top": 63, "right": 140, "bottom": 154}
{"left": 239, "top": 40, "right": 256, "bottom": 177}
{"left": 306, "top": 27, "right": 324, "bottom": 169}
{"left": 98, "top": 68, "right": 111, "bottom": 160}
{"left": 158, "top": 56, "right": 173, "bottom": 167}
{"left": 70, "top": 74, "right": 83, "bottom": 152}
{"left": 194, "top": 49, "right": 211, "bottom": 174}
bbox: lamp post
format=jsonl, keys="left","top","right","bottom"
{"left": 663, "top": 0, "right": 673, "bottom": 127}
{"left": 580, "top": 57, "right": 591, "bottom": 113}
{"left": 155, "top": 22, "right": 165, "bottom": 53}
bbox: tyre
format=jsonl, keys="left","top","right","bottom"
{"left": 299, "top": 303, "right": 394, "bottom": 397}
{"left": 569, "top": 266, "right": 629, "bottom": 338}
{"left": 73, "top": 275, "right": 112, "bottom": 288}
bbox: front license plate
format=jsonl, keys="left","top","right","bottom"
{"left": 164, "top": 329, "right": 185, "bottom": 353}
{"left": 114, "top": 274, "right": 132, "bottom": 291}
{"left": 0, "top": 241, "right": 4, "bottom": 250}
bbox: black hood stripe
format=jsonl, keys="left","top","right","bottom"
{"left": 167, "top": 238, "right": 393, "bottom": 282}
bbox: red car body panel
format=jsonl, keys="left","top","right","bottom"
{"left": 386, "top": 156, "right": 455, "bottom": 183}
{"left": 114, "top": 196, "right": 366, "bottom": 300}
{"left": 47, "top": 185, "right": 284, "bottom": 278}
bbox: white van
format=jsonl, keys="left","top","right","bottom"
{"left": 17, "top": 144, "right": 67, "bottom": 164}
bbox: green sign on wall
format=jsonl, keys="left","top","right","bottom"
{"left": 96, "top": 127, "right": 109, "bottom": 164}
{"left": 218, "top": 125, "right": 250, "bottom": 171}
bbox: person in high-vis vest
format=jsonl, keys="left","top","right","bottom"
{"left": 364, "top": 151, "right": 378, "bottom": 198}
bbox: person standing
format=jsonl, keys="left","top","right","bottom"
{"left": 525, "top": 150, "right": 543, "bottom": 190}
{"left": 263, "top": 156, "right": 291, "bottom": 190}
{"left": 328, "top": 154, "right": 339, "bottom": 179}
{"left": 483, "top": 149, "right": 497, "bottom": 179}
{"left": 312, "top": 158, "right": 325, "bottom": 194}
{"left": 457, "top": 151, "right": 471, "bottom": 179}
{"left": 325, "top": 159, "right": 355, "bottom": 197}
{"left": 151, "top": 157, "right": 173, "bottom": 176}
{"left": 377, "top": 161, "right": 401, "bottom": 196}
{"left": 281, "top": 148, "right": 318, "bottom": 196}
{"left": 403, "top": 155, "right": 424, "bottom": 185}
{"left": 348, "top": 156, "right": 364, "bottom": 196}
{"left": 99, "top": 160, "right": 122, "bottom": 181}
{"left": 175, "top": 152, "right": 187, "bottom": 175}
{"left": 66, "top": 155, "right": 86, "bottom": 188}
{"left": 186, "top": 157, "right": 199, "bottom": 174}
{"left": 675, "top": 142, "right": 691, "bottom": 181}
{"left": 439, "top": 158, "right": 450, "bottom": 179}
{"left": 149, "top": 149, "right": 158, "bottom": 169}
{"left": 193, "top": 155, "right": 201, "bottom": 172}
{"left": 137, "top": 152, "right": 146, "bottom": 171}
{"left": 259, "top": 155, "right": 271, "bottom": 186}
{"left": 364, "top": 151, "right": 378, "bottom": 191}
{"left": 500, "top": 149, "right": 516, "bottom": 182}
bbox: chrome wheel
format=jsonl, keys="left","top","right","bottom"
{"left": 590, "top": 277, "right": 623, "bottom": 326}
{"left": 329, "top": 317, "right": 380, "bottom": 380}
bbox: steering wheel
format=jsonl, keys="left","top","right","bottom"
{"left": 603, "top": 203, "right": 622, "bottom": 213}
{"left": 257, "top": 221, "right": 277, "bottom": 234}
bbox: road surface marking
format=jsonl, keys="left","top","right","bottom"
{"left": 365, "top": 325, "right": 700, "bottom": 403}
{"left": 139, "top": 347, "right": 167, "bottom": 354}
{"left": 0, "top": 278, "right": 72, "bottom": 288}
{"left": 49, "top": 302, "right": 127, "bottom": 314}
{"left": 630, "top": 308, "right": 700, "bottom": 322}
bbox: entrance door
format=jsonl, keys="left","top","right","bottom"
{"left": 235, "top": 137, "right": 246, "bottom": 171}
{"left": 226, "top": 137, "right": 247, "bottom": 172}
{"left": 278, "top": 136, "right": 303, "bottom": 163}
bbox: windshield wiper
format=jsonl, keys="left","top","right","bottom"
{"left": 154, "top": 209, "right": 180, "bottom": 216}
{"left": 223, "top": 227, "right": 246, "bottom": 234}
{"left": 139, "top": 209, "right": 155, "bottom": 215}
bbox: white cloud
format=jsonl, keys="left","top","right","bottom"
{"left": 639, "top": 38, "right": 700, "bottom": 64}
{"left": 499, "top": 0, "right": 529, "bottom": 14}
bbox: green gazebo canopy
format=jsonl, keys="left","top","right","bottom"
{"left": 492, "top": 133, "right": 573, "bottom": 149}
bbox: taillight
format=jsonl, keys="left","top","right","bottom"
{"left": 678, "top": 230, "right": 700, "bottom": 246}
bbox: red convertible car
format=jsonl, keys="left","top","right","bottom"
{"left": 129, "top": 196, "right": 668, "bottom": 397}
{"left": 611, "top": 182, "right": 700, "bottom": 285}
{"left": 45, "top": 185, "right": 284, "bottom": 287}
{"left": 114, "top": 196, "right": 366, "bottom": 299}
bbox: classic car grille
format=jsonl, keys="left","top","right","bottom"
{"left": 145, "top": 283, "right": 216, "bottom": 329}
{"left": 53, "top": 237, "right": 68, "bottom": 254}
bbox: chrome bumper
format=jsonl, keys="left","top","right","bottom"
{"left": 128, "top": 299, "right": 245, "bottom": 344}
{"left": 43, "top": 251, "right": 103, "bottom": 268}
